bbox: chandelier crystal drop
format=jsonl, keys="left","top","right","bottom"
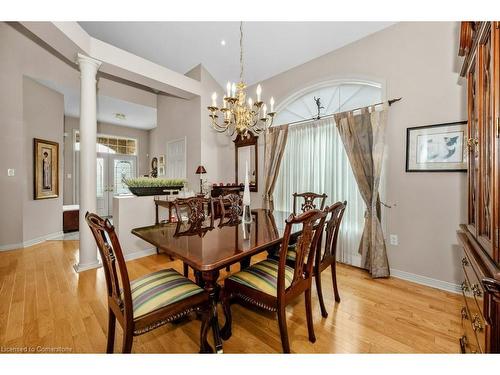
{"left": 207, "top": 22, "right": 275, "bottom": 137}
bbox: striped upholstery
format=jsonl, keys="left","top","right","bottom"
{"left": 227, "top": 258, "right": 294, "bottom": 297}
{"left": 286, "top": 244, "right": 297, "bottom": 262}
{"left": 127, "top": 269, "right": 204, "bottom": 319}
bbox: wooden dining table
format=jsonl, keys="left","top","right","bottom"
{"left": 131, "top": 208, "right": 302, "bottom": 353}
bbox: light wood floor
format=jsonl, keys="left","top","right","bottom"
{"left": 0, "top": 240, "right": 464, "bottom": 353}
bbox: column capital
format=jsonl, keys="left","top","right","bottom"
{"left": 76, "top": 53, "right": 102, "bottom": 72}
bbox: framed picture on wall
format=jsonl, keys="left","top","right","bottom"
{"left": 34, "top": 138, "right": 59, "bottom": 199}
{"left": 406, "top": 121, "right": 467, "bottom": 172}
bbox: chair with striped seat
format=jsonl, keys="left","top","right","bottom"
{"left": 313, "top": 201, "right": 346, "bottom": 316}
{"left": 85, "top": 212, "right": 212, "bottom": 353}
{"left": 220, "top": 209, "right": 327, "bottom": 353}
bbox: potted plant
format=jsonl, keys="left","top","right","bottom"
{"left": 123, "top": 177, "right": 186, "bottom": 196}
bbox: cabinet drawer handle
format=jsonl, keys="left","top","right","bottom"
{"left": 472, "top": 314, "right": 483, "bottom": 332}
{"left": 471, "top": 284, "right": 482, "bottom": 298}
{"left": 461, "top": 306, "right": 469, "bottom": 320}
{"left": 461, "top": 257, "right": 469, "bottom": 266}
{"left": 461, "top": 280, "right": 470, "bottom": 292}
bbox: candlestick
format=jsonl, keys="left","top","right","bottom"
{"left": 211, "top": 92, "right": 217, "bottom": 107}
{"left": 256, "top": 84, "right": 262, "bottom": 102}
{"left": 226, "top": 82, "right": 231, "bottom": 98}
{"left": 270, "top": 97, "right": 275, "bottom": 113}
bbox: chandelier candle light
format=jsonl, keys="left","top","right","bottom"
{"left": 208, "top": 22, "right": 276, "bottom": 137}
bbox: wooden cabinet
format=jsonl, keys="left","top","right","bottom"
{"left": 458, "top": 21, "right": 500, "bottom": 353}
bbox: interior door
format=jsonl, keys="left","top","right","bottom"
{"left": 107, "top": 155, "right": 136, "bottom": 215}
{"left": 96, "top": 154, "right": 108, "bottom": 217}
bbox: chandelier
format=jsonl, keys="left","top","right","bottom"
{"left": 207, "top": 22, "right": 275, "bottom": 137}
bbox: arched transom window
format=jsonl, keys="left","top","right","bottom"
{"left": 274, "top": 81, "right": 382, "bottom": 125}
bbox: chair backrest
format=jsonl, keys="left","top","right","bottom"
{"left": 319, "top": 201, "right": 347, "bottom": 265}
{"left": 174, "top": 197, "right": 215, "bottom": 228}
{"left": 278, "top": 209, "right": 327, "bottom": 299}
{"left": 218, "top": 193, "right": 243, "bottom": 226}
{"left": 292, "top": 192, "right": 328, "bottom": 215}
{"left": 85, "top": 212, "right": 132, "bottom": 323}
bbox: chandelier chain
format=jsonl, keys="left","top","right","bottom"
{"left": 239, "top": 21, "right": 244, "bottom": 82}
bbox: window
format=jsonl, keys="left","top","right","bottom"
{"left": 75, "top": 133, "right": 137, "bottom": 155}
{"left": 273, "top": 81, "right": 382, "bottom": 267}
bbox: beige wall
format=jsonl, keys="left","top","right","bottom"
{"left": 246, "top": 22, "right": 466, "bottom": 285}
{"left": 63, "top": 116, "right": 151, "bottom": 205}
{"left": 22, "top": 77, "right": 64, "bottom": 242}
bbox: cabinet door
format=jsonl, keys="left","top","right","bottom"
{"left": 494, "top": 22, "right": 500, "bottom": 263}
{"left": 468, "top": 64, "right": 479, "bottom": 236}
{"left": 477, "top": 27, "right": 494, "bottom": 253}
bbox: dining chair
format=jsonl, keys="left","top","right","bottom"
{"left": 217, "top": 192, "right": 243, "bottom": 227}
{"left": 219, "top": 209, "right": 327, "bottom": 353}
{"left": 85, "top": 212, "right": 213, "bottom": 353}
{"left": 292, "top": 192, "right": 328, "bottom": 215}
{"left": 288, "top": 201, "right": 347, "bottom": 317}
{"left": 174, "top": 197, "right": 215, "bottom": 277}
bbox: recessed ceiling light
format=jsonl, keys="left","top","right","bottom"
{"left": 220, "top": 40, "right": 226, "bottom": 46}
{"left": 115, "top": 113, "right": 126, "bottom": 120}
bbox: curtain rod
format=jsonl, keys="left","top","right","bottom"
{"left": 272, "top": 97, "right": 402, "bottom": 129}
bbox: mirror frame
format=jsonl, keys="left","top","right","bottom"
{"left": 234, "top": 131, "right": 258, "bottom": 192}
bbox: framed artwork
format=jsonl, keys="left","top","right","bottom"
{"left": 34, "top": 138, "right": 59, "bottom": 199}
{"left": 158, "top": 155, "right": 165, "bottom": 165}
{"left": 406, "top": 121, "right": 467, "bottom": 172}
{"left": 158, "top": 166, "right": 165, "bottom": 176}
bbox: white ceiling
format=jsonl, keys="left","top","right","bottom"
{"left": 78, "top": 22, "right": 396, "bottom": 87}
{"left": 36, "top": 79, "right": 157, "bottom": 130}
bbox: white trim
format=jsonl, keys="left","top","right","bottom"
{"left": 73, "top": 260, "right": 102, "bottom": 273}
{"left": 123, "top": 247, "right": 157, "bottom": 261}
{"left": 390, "top": 268, "right": 461, "bottom": 294}
{"left": 0, "top": 231, "right": 65, "bottom": 252}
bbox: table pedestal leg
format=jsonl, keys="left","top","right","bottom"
{"left": 202, "top": 270, "right": 222, "bottom": 353}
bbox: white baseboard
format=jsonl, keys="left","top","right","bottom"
{"left": 73, "top": 260, "right": 102, "bottom": 273}
{"left": 124, "top": 247, "right": 157, "bottom": 261}
{"left": 0, "top": 231, "right": 65, "bottom": 252}
{"left": 390, "top": 268, "right": 461, "bottom": 294}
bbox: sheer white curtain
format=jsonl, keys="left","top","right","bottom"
{"left": 273, "top": 118, "right": 365, "bottom": 266}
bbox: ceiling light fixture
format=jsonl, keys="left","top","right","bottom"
{"left": 208, "top": 22, "right": 275, "bottom": 138}
{"left": 115, "top": 113, "right": 126, "bottom": 120}
{"left": 220, "top": 40, "right": 226, "bottom": 46}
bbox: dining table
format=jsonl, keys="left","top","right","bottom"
{"left": 131, "top": 208, "right": 303, "bottom": 353}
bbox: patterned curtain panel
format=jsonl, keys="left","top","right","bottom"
{"left": 334, "top": 105, "right": 389, "bottom": 278}
{"left": 263, "top": 125, "right": 289, "bottom": 210}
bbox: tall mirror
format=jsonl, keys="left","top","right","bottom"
{"left": 234, "top": 132, "right": 258, "bottom": 192}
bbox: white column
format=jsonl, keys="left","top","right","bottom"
{"left": 74, "top": 53, "right": 102, "bottom": 273}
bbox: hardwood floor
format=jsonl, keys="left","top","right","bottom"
{"left": 0, "top": 240, "right": 463, "bottom": 353}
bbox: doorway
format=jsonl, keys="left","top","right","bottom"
{"left": 96, "top": 154, "right": 136, "bottom": 217}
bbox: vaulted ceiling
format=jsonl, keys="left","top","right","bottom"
{"left": 79, "top": 22, "right": 395, "bottom": 87}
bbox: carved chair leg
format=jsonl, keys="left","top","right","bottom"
{"left": 331, "top": 262, "right": 341, "bottom": 303}
{"left": 121, "top": 326, "right": 133, "bottom": 353}
{"left": 183, "top": 263, "right": 189, "bottom": 277}
{"left": 199, "top": 309, "right": 213, "bottom": 353}
{"left": 277, "top": 305, "right": 290, "bottom": 353}
{"left": 315, "top": 270, "right": 328, "bottom": 318}
{"left": 106, "top": 309, "right": 116, "bottom": 353}
{"left": 305, "top": 288, "right": 316, "bottom": 343}
{"left": 220, "top": 290, "right": 233, "bottom": 340}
